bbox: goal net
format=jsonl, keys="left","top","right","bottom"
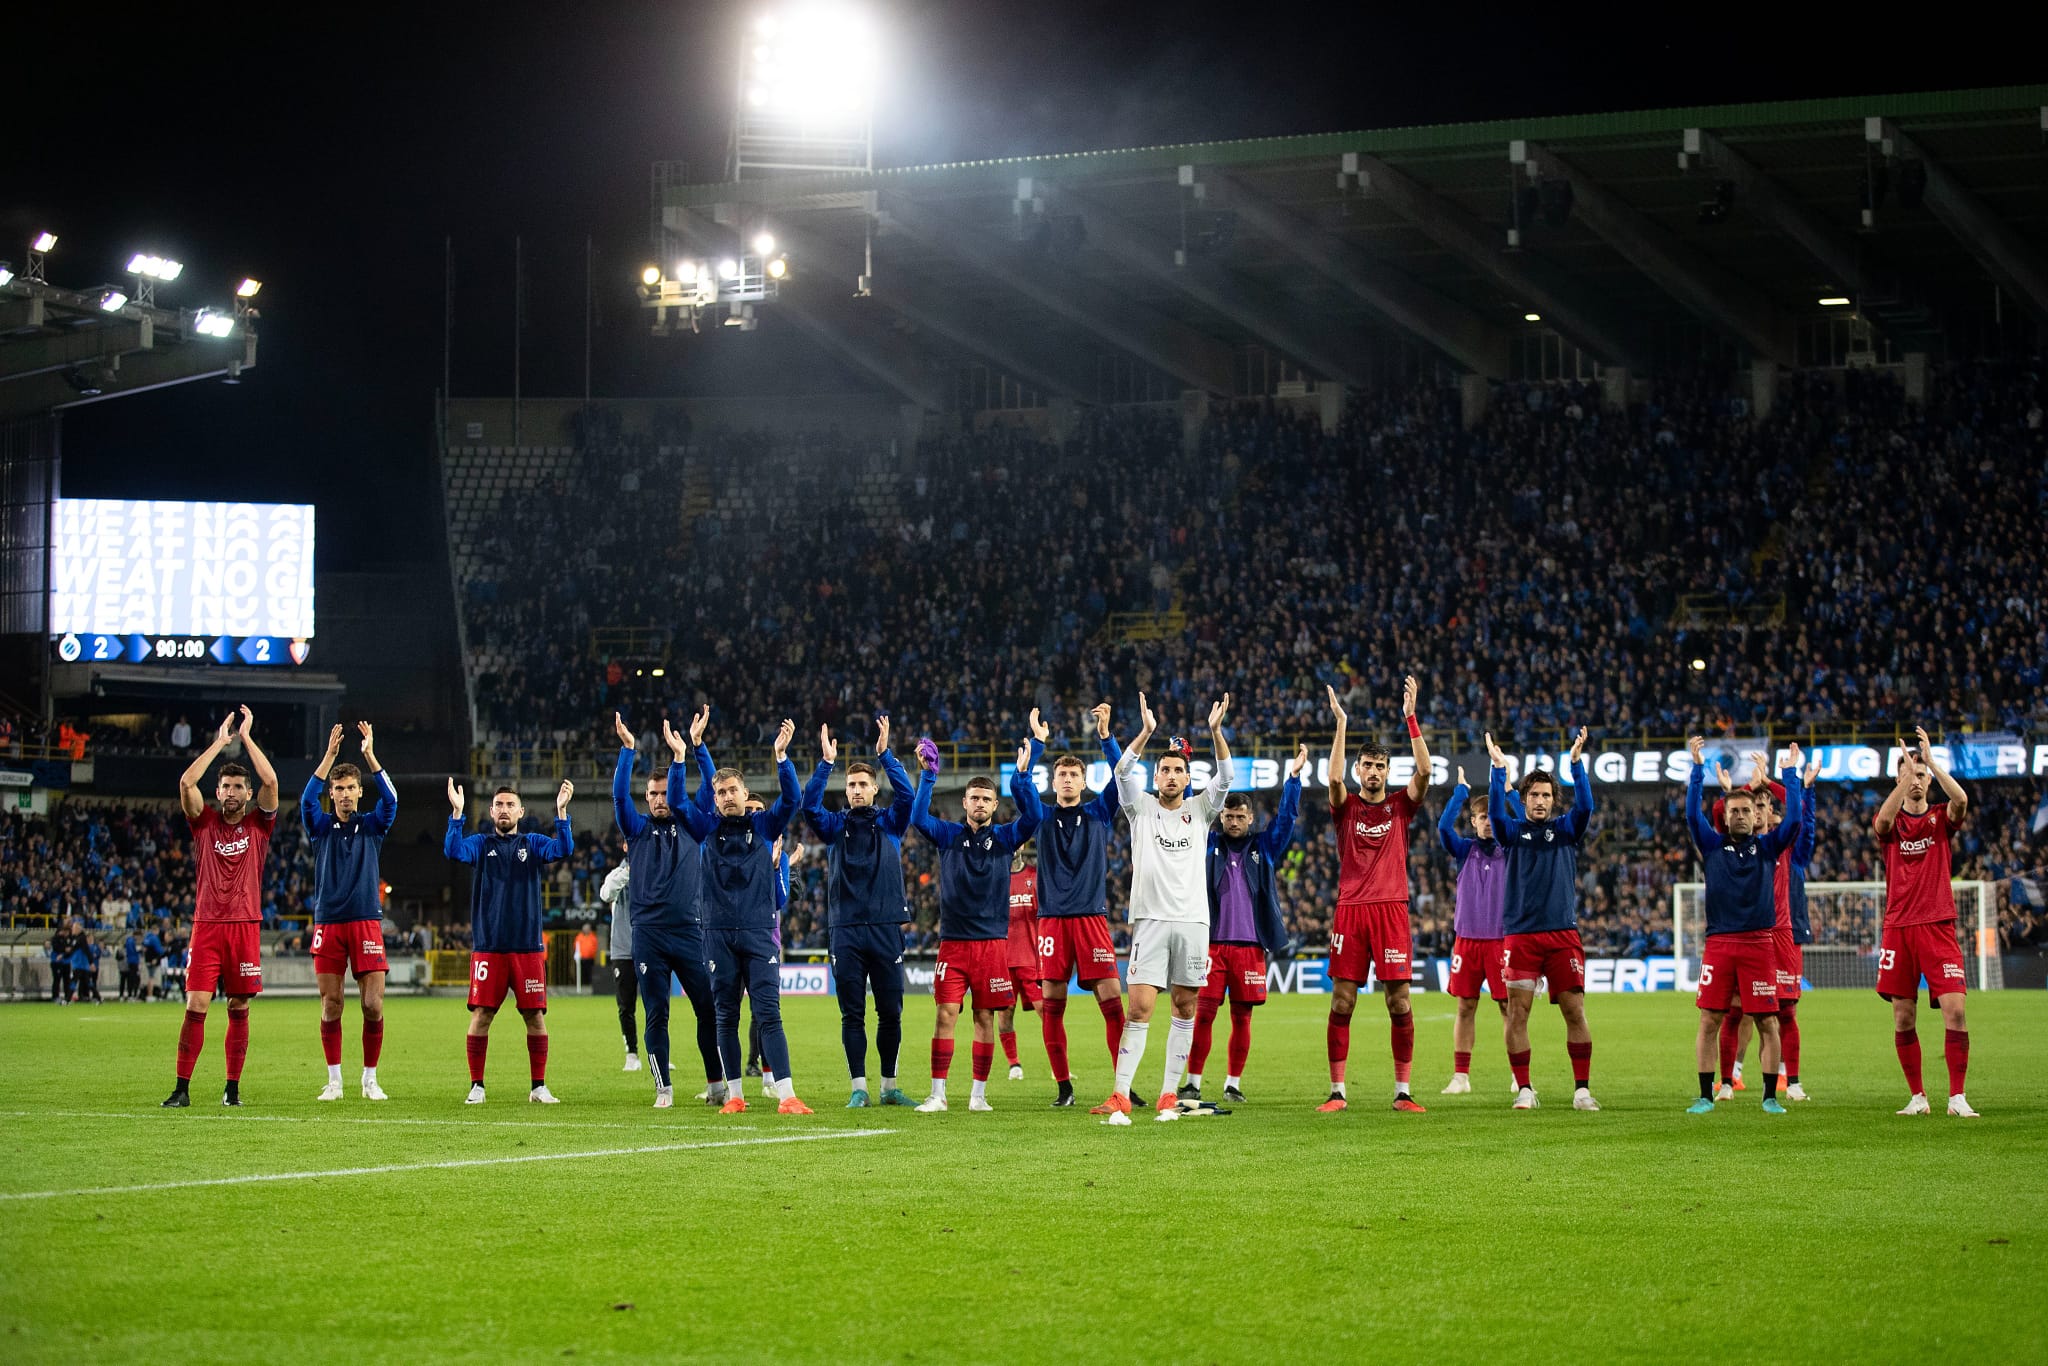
{"left": 1671, "top": 881, "right": 2003, "bottom": 991}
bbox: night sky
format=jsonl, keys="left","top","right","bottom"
{"left": 14, "top": 1, "right": 2026, "bottom": 568}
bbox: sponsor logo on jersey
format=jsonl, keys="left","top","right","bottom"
{"left": 213, "top": 834, "right": 251, "bottom": 858}
{"left": 1898, "top": 836, "right": 1935, "bottom": 855}
{"left": 1155, "top": 833, "right": 1194, "bottom": 852}
{"left": 1354, "top": 819, "right": 1392, "bottom": 840}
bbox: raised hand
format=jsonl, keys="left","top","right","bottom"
{"left": 1456, "top": 764, "right": 1467, "bottom": 788}
{"left": 1091, "top": 702, "right": 1112, "bottom": 739}
{"left": 875, "top": 712, "right": 891, "bottom": 755}
{"left": 1016, "top": 742, "right": 1032, "bottom": 773}
{"left": 1914, "top": 725, "right": 1933, "bottom": 764}
{"left": 819, "top": 724, "right": 837, "bottom": 766}
{"left": 772, "top": 719, "right": 795, "bottom": 761}
{"left": 688, "top": 705, "right": 709, "bottom": 747}
{"left": 1686, "top": 735, "right": 1706, "bottom": 767}
{"left": 1289, "top": 744, "right": 1310, "bottom": 779}
{"left": 237, "top": 705, "right": 255, "bottom": 739}
{"left": 1745, "top": 750, "right": 1771, "bottom": 787}
{"left": 356, "top": 721, "right": 376, "bottom": 762}
{"left": 1801, "top": 757, "right": 1821, "bottom": 787}
{"left": 1029, "top": 707, "right": 1049, "bottom": 744}
{"left": 1786, "top": 741, "right": 1804, "bottom": 775}
{"left": 216, "top": 713, "right": 237, "bottom": 745}
{"left": 322, "top": 724, "right": 344, "bottom": 763}
{"left": 659, "top": 717, "right": 686, "bottom": 759}
{"left": 1568, "top": 726, "right": 1588, "bottom": 766}
{"left": 1326, "top": 684, "right": 1347, "bottom": 724}
{"left": 1715, "top": 758, "right": 1735, "bottom": 793}
{"left": 614, "top": 711, "right": 635, "bottom": 749}
{"left": 916, "top": 737, "right": 942, "bottom": 775}
{"left": 1484, "top": 732, "right": 1507, "bottom": 769}
{"left": 447, "top": 777, "right": 465, "bottom": 814}
{"left": 1207, "top": 693, "right": 1232, "bottom": 729}
{"left": 1138, "top": 692, "right": 1157, "bottom": 736}
{"left": 556, "top": 780, "right": 574, "bottom": 816}
{"left": 1401, "top": 674, "right": 1418, "bottom": 718}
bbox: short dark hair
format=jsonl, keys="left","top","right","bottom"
{"left": 1155, "top": 751, "right": 1189, "bottom": 772}
{"left": 1517, "top": 770, "right": 1557, "bottom": 799}
{"left": 1053, "top": 753, "right": 1087, "bottom": 773}
{"left": 329, "top": 763, "right": 361, "bottom": 785}
{"left": 846, "top": 761, "right": 876, "bottom": 779}
{"left": 217, "top": 763, "right": 250, "bottom": 784}
{"left": 1222, "top": 791, "right": 1252, "bottom": 811}
{"left": 965, "top": 775, "right": 998, "bottom": 794}
{"left": 1357, "top": 743, "right": 1391, "bottom": 764}
{"left": 494, "top": 784, "right": 517, "bottom": 797}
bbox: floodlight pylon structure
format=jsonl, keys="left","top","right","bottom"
{"left": 727, "top": 6, "right": 877, "bottom": 180}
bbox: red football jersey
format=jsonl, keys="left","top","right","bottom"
{"left": 190, "top": 806, "right": 277, "bottom": 923}
{"left": 1335, "top": 789, "right": 1419, "bottom": 905}
{"left": 1879, "top": 805, "right": 1956, "bottom": 927}
{"left": 1007, "top": 869, "right": 1038, "bottom": 927}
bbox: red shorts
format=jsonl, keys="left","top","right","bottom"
{"left": 468, "top": 951, "right": 547, "bottom": 1012}
{"left": 1198, "top": 942, "right": 1269, "bottom": 1004}
{"left": 935, "top": 938, "right": 1016, "bottom": 1011}
{"left": 1501, "top": 929, "right": 1585, "bottom": 1001}
{"left": 187, "top": 920, "right": 263, "bottom": 996}
{"left": 1447, "top": 936, "right": 1506, "bottom": 1002}
{"left": 1006, "top": 918, "right": 1041, "bottom": 1010}
{"left": 311, "top": 919, "right": 390, "bottom": 979}
{"left": 1035, "top": 915, "right": 1120, "bottom": 984}
{"left": 1773, "top": 929, "right": 1802, "bottom": 1003}
{"left": 1698, "top": 930, "right": 1779, "bottom": 1015}
{"left": 1877, "top": 919, "right": 1968, "bottom": 1005}
{"left": 1330, "top": 900, "right": 1413, "bottom": 985}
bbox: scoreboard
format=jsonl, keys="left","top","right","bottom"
{"left": 55, "top": 632, "right": 309, "bottom": 667}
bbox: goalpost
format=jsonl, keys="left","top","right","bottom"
{"left": 1672, "top": 881, "right": 2003, "bottom": 991}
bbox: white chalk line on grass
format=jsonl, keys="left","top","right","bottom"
{"left": 0, "top": 1108, "right": 758, "bottom": 1133}
{"left": 0, "top": 1128, "right": 895, "bottom": 1202}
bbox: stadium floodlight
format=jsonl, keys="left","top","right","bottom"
{"left": 677, "top": 260, "right": 699, "bottom": 284}
{"left": 32, "top": 231, "right": 58, "bottom": 252}
{"left": 753, "top": 231, "right": 775, "bottom": 255}
{"left": 767, "top": 256, "right": 788, "bottom": 279}
{"left": 127, "top": 254, "right": 185, "bottom": 280}
{"left": 99, "top": 290, "right": 129, "bottom": 312}
{"left": 0, "top": 264, "right": 12, "bottom": 287}
{"left": 641, "top": 264, "right": 662, "bottom": 286}
{"left": 717, "top": 258, "right": 739, "bottom": 280}
{"left": 1523, "top": 312, "right": 1541, "bottom": 322}
{"left": 1817, "top": 296, "right": 1851, "bottom": 306}
{"left": 235, "top": 277, "right": 263, "bottom": 298}
{"left": 193, "top": 309, "right": 236, "bottom": 338}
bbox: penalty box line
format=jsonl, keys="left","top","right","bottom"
{"left": 0, "top": 1128, "right": 895, "bottom": 1202}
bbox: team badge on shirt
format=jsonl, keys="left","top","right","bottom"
{"left": 517, "top": 846, "right": 529, "bottom": 862}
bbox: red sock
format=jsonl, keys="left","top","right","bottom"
{"left": 320, "top": 1016, "right": 343, "bottom": 1066}
{"left": 1509, "top": 1048, "right": 1532, "bottom": 1089}
{"left": 970, "top": 1040, "right": 993, "bottom": 1082}
{"left": 1718, "top": 1010, "right": 1741, "bottom": 1083}
{"left": 1099, "top": 994, "right": 1126, "bottom": 1069}
{"left": 1567, "top": 1039, "right": 1592, "bottom": 1089}
{"left": 1326, "top": 1011, "right": 1352, "bottom": 1084}
{"left": 931, "top": 1037, "right": 955, "bottom": 1080}
{"left": 1040, "top": 998, "right": 1071, "bottom": 1082}
{"left": 1188, "top": 998, "right": 1220, "bottom": 1076}
{"left": 1944, "top": 1028, "right": 1969, "bottom": 1096}
{"left": 1453, "top": 1049, "right": 1472, "bottom": 1075}
{"left": 224, "top": 1009, "right": 250, "bottom": 1082}
{"left": 176, "top": 1009, "right": 207, "bottom": 1081}
{"left": 1895, "top": 1029, "right": 1923, "bottom": 1094}
{"left": 526, "top": 1032, "right": 548, "bottom": 1085}
{"left": 466, "top": 1033, "right": 488, "bottom": 1084}
{"left": 1389, "top": 1011, "right": 1415, "bottom": 1085}
{"left": 1226, "top": 1003, "right": 1253, "bottom": 1077}
{"left": 362, "top": 1016, "right": 384, "bottom": 1069}
{"left": 1779, "top": 1003, "right": 1799, "bottom": 1078}
{"left": 998, "top": 1030, "right": 1019, "bottom": 1068}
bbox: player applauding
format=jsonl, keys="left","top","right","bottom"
{"left": 1486, "top": 727, "right": 1598, "bottom": 1112}
{"left": 305, "top": 722, "right": 398, "bottom": 1101}
{"left": 1873, "top": 728, "right": 1976, "bottom": 1117}
{"left": 162, "top": 708, "right": 280, "bottom": 1109}
{"left": 1032, "top": 703, "right": 1127, "bottom": 1109}
{"left": 445, "top": 777, "right": 574, "bottom": 1103}
{"left": 908, "top": 726, "right": 1045, "bottom": 1112}
{"left": 1321, "top": 677, "right": 1431, "bottom": 1113}
{"left": 1683, "top": 737, "right": 1804, "bottom": 1114}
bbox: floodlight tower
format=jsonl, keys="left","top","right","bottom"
{"left": 728, "top": 3, "right": 878, "bottom": 180}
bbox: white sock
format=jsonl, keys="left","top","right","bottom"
{"left": 1163, "top": 1016, "right": 1195, "bottom": 1097}
{"left": 1188, "top": 1073, "right": 1203, "bottom": 1089}
{"left": 775, "top": 1077, "right": 794, "bottom": 1101}
{"left": 1113, "top": 1021, "right": 1151, "bottom": 1097}
{"left": 1333, "top": 1080, "right": 1348, "bottom": 1098}
{"left": 851, "top": 1075, "right": 868, "bottom": 1095}
{"left": 971, "top": 1079, "right": 987, "bottom": 1102}
{"left": 1226, "top": 1074, "right": 1241, "bottom": 1090}
{"left": 932, "top": 1077, "right": 947, "bottom": 1100}
{"left": 761, "top": 1070, "right": 776, "bottom": 1095}
{"left": 1397, "top": 1080, "right": 1411, "bottom": 1097}
{"left": 1732, "top": 1061, "right": 1744, "bottom": 1082}
{"left": 882, "top": 1075, "right": 897, "bottom": 1092}
{"left": 725, "top": 1077, "right": 744, "bottom": 1099}
{"left": 327, "top": 1064, "right": 342, "bottom": 1085}
{"left": 361, "top": 1066, "right": 377, "bottom": 1085}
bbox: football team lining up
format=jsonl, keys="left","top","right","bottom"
{"left": 153, "top": 681, "right": 1980, "bottom": 1123}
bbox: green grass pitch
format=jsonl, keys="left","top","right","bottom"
{"left": 3, "top": 989, "right": 2045, "bottom": 1363}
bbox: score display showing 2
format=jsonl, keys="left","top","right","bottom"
{"left": 55, "top": 633, "right": 311, "bottom": 667}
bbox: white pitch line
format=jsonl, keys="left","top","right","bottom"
{"left": 0, "top": 1109, "right": 755, "bottom": 1133}
{"left": 0, "top": 1129, "right": 894, "bottom": 1202}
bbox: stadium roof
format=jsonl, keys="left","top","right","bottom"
{"left": 0, "top": 277, "right": 258, "bottom": 420}
{"left": 660, "top": 84, "right": 2048, "bottom": 404}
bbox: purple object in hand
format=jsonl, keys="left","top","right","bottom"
{"left": 916, "top": 737, "right": 942, "bottom": 773}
